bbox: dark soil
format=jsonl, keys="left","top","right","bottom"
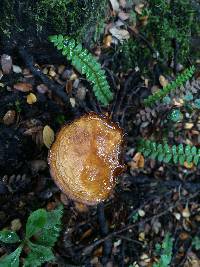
{"left": 0, "top": 2, "right": 200, "bottom": 267}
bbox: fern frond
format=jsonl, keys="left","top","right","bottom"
{"left": 144, "top": 66, "right": 195, "bottom": 107}
{"left": 137, "top": 139, "right": 200, "bottom": 166}
{"left": 49, "top": 34, "right": 113, "bottom": 106}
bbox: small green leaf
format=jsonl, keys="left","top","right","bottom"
{"left": 150, "top": 151, "right": 158, "bottom": 160}
{"left": 194, "top": 99, "right": 200, "bottom": 109}
{"left": 26, "top": 209, "right": 47, "bottom": 239}
{"left": 186, "top": 154, "right": 193, "bottom": 164}
{"left": 172, "top": 145, "right": 177, "bottom": 155}
{"left": 192, "top": 236, "right": 200, "bottom": 250}
{"left": 168, "top": 109, "right": 183, "bottom": 122}
{"left": 143, "top": 149, "right": 151, "bottom": 157}
{"left": 191, "top": 146, "right": 197, "bottom": 155}
{"left": 184, "top": 92, "right": 193, "bottom": 101}
{"left": 0, "top": 230, "right": 20, "bottom": 244}
{"left": 24, "top": 241, "right": 55, "bottom": 267}
{"left": 163, "top": 144, "right": 170, "bottom": 154}
{"left": 185, "top": 145, "right": 191, "bottom": 155}
{"left": 162, "top": 96, "right": 171, "bottom": 105}
{"left": 194, "top": 155, "right": 199, "bottom": 165}
{"left": 173, "top": 154, "right": 178, "bottom": 164}
{"left": 178, "top": 144, "right": 184, "bottom": 155}
{"left": 163, "top": 153, "right": 172, "bottom": 163}
{"left": 158, "top": 153, "right": 164, "bottom": 162}
{"left": 179, "top": 155, "right": 185, "bottom": 165}
{"left": 0, "top": 246, "right": 22, "bottom": 267}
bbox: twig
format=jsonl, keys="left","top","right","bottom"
{"left": 82, "top": 191, "right": 200, "bottom": 255}
{"left": 111, "top": 71, "right": 140, "bottom": 122}
{"left": 19, "top": 47, "right": 70, "bottom": 104}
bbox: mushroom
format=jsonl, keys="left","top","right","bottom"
{"left": 48, "top": 113, "right": 125, "bottom": 205}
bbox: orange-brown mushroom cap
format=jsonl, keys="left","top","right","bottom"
{"left": 48, "top": 113, "right": 125, "bottom": 205}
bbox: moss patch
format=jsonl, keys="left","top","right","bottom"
{"left": 0, "top": 0, "right": 108, "bottom": 48}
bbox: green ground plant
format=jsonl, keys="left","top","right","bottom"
{"left": 117, "top": 0, "right": 199, "bottom": 72}
{"left": 144, "top": 66, "right": 195, "bottom": 107}
{"left": 0, "top": 205, "right": 63, "bottom": 267}
{"left": 153, "top": 233, "right": 174, "bottom": 267}
{"left": 137, "top": 66, "right": 200, "bottom": 167}
{"left": 192, "top": 236, "right": 200, "bottom": 250}
{"left": 0, "top": 0, "right": 108, "bottom": 47}
{"left": 49, "top": 34, "right": 113, "bottom": 105}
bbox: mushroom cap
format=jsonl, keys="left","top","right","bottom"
{"left": 48, "top": 113, "right": 125, "bottom": 205}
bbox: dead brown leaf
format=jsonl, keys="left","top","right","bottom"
{"left": 3, "top": 110, "right": 16, "bottom": 125}
{"left": 159, "top": 75, "right": 168, "bottom": 87}
{"left": 184, "top": 161, "right": 194, "bottom": 169}
{"left": 135, "top": 3, "right": 144, "bottom": 15}
{"left": 1, "top": 54, "right": 12, "bottom": 74}
{"left": 14, "top": 82, "right": 33, "bottom": 92}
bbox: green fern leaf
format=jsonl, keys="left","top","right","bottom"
{"left": 49, "top": 34, "right": 113, "bottom": 106}
{"left": 144, "top": 66, "right": 195, "bottom": 107}
{"left": 137, "top": 139, "right": 199, "bottom": 166}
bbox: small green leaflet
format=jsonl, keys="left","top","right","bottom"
{"left": 0, "top": 246, "right": 22, "bottom": 267}
{"left": 0, "top": 230, "right": 20, "bottom": 244}
{"left": 153, "top": 233, "right": 173, "bottom": 267}
{"left": 23, "top": 241, "right": 55, "bottom": 267}
{"left": 137, "top": 139, "right": 199, "bottom": 166}
{"left": 192, "top": 236, "right": 200, "bottom": 250}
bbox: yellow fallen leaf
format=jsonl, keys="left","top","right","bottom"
{"left": 103, "top": 35, "right": 112, "bottom": 48}
{"left": 43, "top": 125, "right": 55, "bottom": 149}
{"left": 184, "top": 161, "right": 193, "bottom": 169}
{"left": 173, "top": 98, "right": 184, "bottom": 107}
{"left": 159, "top": 75, "right": 168, "bottom": 87}
{"left": 129, "top": 152, "right": 144, "bottom": 169}
{"left": 135, "top": 3, "right": 144, "bottom": 15}
{"left": 27, "top": 93, "right": 37, "bottom": 104}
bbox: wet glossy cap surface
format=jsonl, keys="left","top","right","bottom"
{"left": 48, "top": 113, "right": 124, "bottom": 205}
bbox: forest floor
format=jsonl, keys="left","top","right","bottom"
{"left": 0, "top": 1, "right": 200, "bottom": 267}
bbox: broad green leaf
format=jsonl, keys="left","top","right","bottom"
{"left": 0, "top": 230, "right": 20, "bottom": 244}
{"left": 26, "top": 209, "right": 47, "bottom": 239}
{"left": 23, "top": 242, "right": 54, "bottom": 267}
{"left": 34, "top": 206, "right": 63, "bottom": 247}
{"left": 0, "top": 246, "right": 22, "bottom": 267}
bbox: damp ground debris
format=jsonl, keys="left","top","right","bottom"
{"left": 0, "top": 0, "right": 200, "bottom": 266}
